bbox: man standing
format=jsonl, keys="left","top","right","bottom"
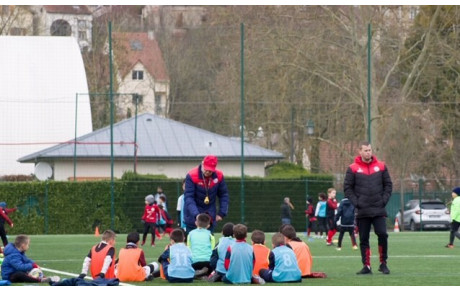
{"left": 343, "top": 141, "right": 392, "bottom": 275}
{"left": 184, "top": 155, "right": 229, "bottom": 234}
{"left": 281, "top": 197, "right": 294, "bottom": 225}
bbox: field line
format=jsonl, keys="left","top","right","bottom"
{"left": 314, "top": 254, "right": 460, "bottom": 259}
{"left": 40, "top": 267, "right": 133, "bottom": 286}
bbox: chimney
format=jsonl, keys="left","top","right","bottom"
{"left": 148, "top": 30, "right": 154, "bottom": 40}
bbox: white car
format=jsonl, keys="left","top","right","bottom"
{"left": 396, "top": 199, "right": 451, "bottom": 231}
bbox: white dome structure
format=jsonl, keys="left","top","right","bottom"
{"left": 0, "top": 36, "right": 92, "bottom": 176}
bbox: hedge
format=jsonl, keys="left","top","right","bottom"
{"left": 0, "top": 174, "right": 333, "bottom": 234}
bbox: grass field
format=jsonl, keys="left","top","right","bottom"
{"left": 4, "top": 230, "right": 460, "bottom": 286}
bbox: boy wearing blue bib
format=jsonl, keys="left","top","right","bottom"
{"left": 259, "top": 233, "right": 301, "bottom": 283}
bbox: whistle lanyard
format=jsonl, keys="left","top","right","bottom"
{"left": 204, "top": 177, "right": 211, "bottom": 204}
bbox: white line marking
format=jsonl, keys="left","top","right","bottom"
{"left": 40, "top": 267, "right": 133, "bottom": 286}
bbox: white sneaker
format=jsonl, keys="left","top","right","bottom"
{"left": 252, "top": 275, "right": 265, "bottom": 284}
{"left": 41, "top": 276, "right": 60, "bottom": 283}
{"left": 336, "top": 247, "right": 342, "bottom": 251}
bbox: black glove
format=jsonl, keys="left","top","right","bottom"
{"left": 78, "top": 273, "right": 86, "bottom": 279}
{"left": 96, "top": 273, "right": 105, "bottom": 279}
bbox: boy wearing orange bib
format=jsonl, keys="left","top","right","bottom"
{"left": 79, "top": 230, "right": 116, "bottom": 280}
{"left": 115, "top": 232, "right": 159, "bottom": 282}
{"left": 251, "top": 230, "right": 270, "bottom": 276}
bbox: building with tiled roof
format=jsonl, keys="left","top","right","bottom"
{"left": 18, "top": 113, "right": 284, "bottom": 180}
{"left": 113, "top": 32, "right": 170, "bottom": 119}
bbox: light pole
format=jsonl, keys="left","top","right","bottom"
{"left": 291, "top": 107, "right": 315, "bottom": 164}
{"left": 304, "top": 117, "right": 314, "bottom": 237}
{"left": 410, "top": 173, "right": 426, "bottom": 231}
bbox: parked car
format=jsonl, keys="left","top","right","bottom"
{"left": 395, "top": 199, "right": 451, "bottom": 231}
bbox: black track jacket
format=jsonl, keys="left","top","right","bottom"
{"left": 343, "top": 155, "right": 392, "bottom": 219}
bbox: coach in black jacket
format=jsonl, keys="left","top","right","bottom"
{"left": 344, "top": 141, "right": 392, "bottom": 275}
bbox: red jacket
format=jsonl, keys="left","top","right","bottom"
{"left": 305, "top": 205, "right": 317, "bottom": 222}
{"left": 0, "top": 206, "right": 16, "bottom": 226}
{"left": 326, "top": 198, "right": 337, "bottom": 218}
{"left": 141, "top": 204, "right": 160, "bottom": 223}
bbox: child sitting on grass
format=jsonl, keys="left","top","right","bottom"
{"left": 259, "top": 232, "right": 301, "bottom": 283}
{"left": 79, "top": 229, "right": 117, "bottom": 280}
{"left": 222, "top": 224, "right": 264, "bottom": 284}
{"left": 1, "top": 234, "right": 60, "bottom": 284}
{"left": 187, "top": 213, "right": 215, "bottom": 278}
{"left": 208, "top": 222, "right": 235, "bottom": 282}
{"left": 115, "top": 232, "right": 159, "bottom": 282}
{"left": 251, "top": 229, "right": 270, "bottom": 277}
{"left": 158, "top": 228, "right": 195, "bottom": 283}
{"left": 280, "top": 224, "right": 313, "bottom": 278}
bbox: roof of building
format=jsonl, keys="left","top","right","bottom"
{"left": 18, "top": 113, "right": 284, "bottom": 162}
{"left": 113, "top": 32, "right": 169, "bottom": 82}
{"left": 43, "top": 5, "right": 92, "bottom": 15}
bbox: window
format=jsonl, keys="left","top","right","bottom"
{"left": 409, "top": 7, "right": 419, "bottom": 20}
{"left": 155, "top": 95, "right": 163, "bottom": 115}
{"left": 1, "top": 5, "right": 9, "bottom": 15}
{"left": 130, "top": 40, "right": 143, "bottom": 51}
{"left": 132, "top": 94, "right": 143, "bottom": 105}
{"left": 78, "top": 31, "right": 87, "bottom": 41}
{"left": 132, "top": 70, "right": 144, "bottom": 80}
{"left": 50, "top": 19, "right": 71, "bottom": 36}
{"left": 78, "top": 20, "right": 86, "bottom": 30}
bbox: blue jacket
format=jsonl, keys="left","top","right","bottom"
{"left": 1, "top": 243, "right": 35, "bottom": 280}
{"left": 335, "top": 198, "right": 356, "bottom": 227}
{"left": 184, "top": 165, "right": 229, "bottom": 228}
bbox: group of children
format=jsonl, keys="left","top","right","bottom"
{"left": 85, "top": 212, "right": 318, "bottom": 284}
{"left": 306, "top": 188, "right": 358, "bottom": 250}
{"left": 162, "top": 212, "right": 316, "bottom": 284}
{"left": 0, "top": 212, "right": 317, "bottom": 285}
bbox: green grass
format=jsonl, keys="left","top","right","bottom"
{"left": 5, "top": 230, "right": 460, "bottom": 286}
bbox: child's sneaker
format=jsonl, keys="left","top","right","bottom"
{"left": 194, "top": 267, "right": 209, "bottom": 278}
{"left": 251, "top": 275, "right": 265, "bottom": 284}
{"left": 151, "top": 243, "right": 155, "bottom": 247}
{"left": 207, "top": 271, "right": 222, "bottom": 282}
{"left": 336, "top": 247, "right": 341, "bottom": 251}
{"left": 352, "top": 245, "right": 358, "bottom": 250}
{"left": 445, "top": 244, "right": 454, "bottom": 249}
{"left": 41, "top": 276, "right": 60, "bottom": 283}
{"left": 145, "top": 274, "right": 154, "bottom": 281}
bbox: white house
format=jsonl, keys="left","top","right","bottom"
{"left": 33, "top": 5, "right": 93, "bottom": 51}
{"left": 113, "top": 32, "right": 170, "bottom": 119}
{"left": 0, "top": 36, "right": 93, "bottom": 176}
{"left": 18, "top": 113, "right": 284, "bottom": 180}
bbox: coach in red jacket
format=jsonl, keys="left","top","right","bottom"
{"left": 344, "top": 141, "right": 392, "bottom": 276}
{"left": 184, "top": 155, "right": 229, "bottom": 234}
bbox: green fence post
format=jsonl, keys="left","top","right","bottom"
{"left": 305, "top": 178, "right": 309, "bottom": 237}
